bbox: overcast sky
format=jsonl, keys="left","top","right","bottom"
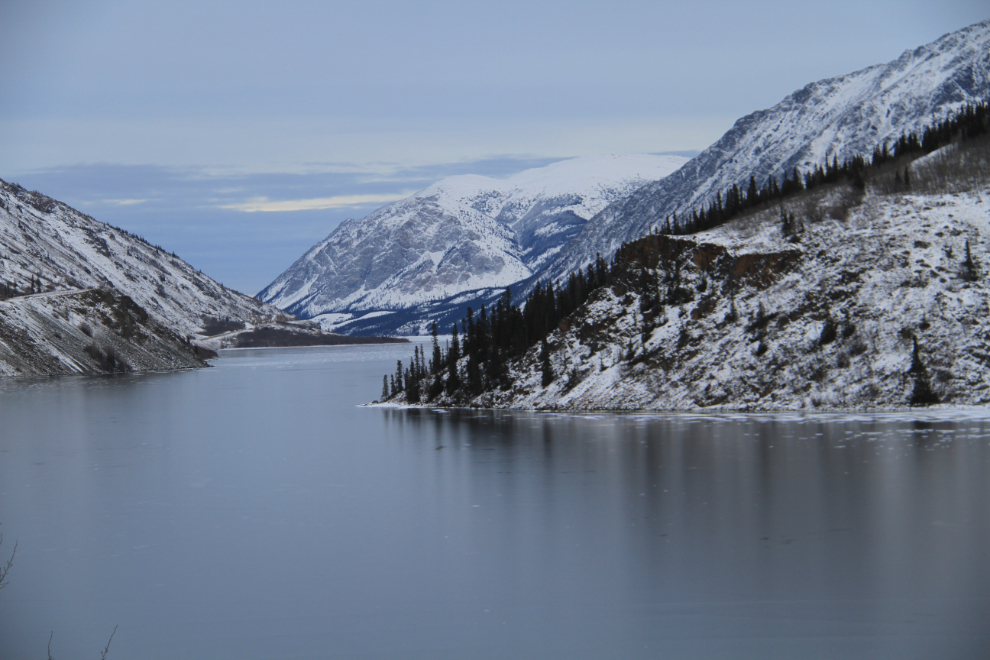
{"left": 1, "top": 1, "right": 987, "bottom": 294}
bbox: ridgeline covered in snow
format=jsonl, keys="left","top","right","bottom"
{"left": 0, "top": 178, "right": 290, "bottom": 339}
{"left": 0, "top": 179, "right": 397, "bottom": 377}
{"left": 258, "top": 155, "right": 687, "bottom": 334}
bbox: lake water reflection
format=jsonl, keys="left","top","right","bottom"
{"left": 1, "top": 344, "right": 988, "bottom": 659}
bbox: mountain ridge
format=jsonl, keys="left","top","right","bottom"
{"left": 257, "top": 155, "right": 688, "bottom": 323}
{"left": 375, "top": 129, "right": 990, "bottom": 410}
{"left": 0, "top": 178, "right": 291, "bottom": 339}
{"left": 539, "top": 19, "right": 990, "bottom": 284}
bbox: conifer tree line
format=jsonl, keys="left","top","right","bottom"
{"left": 382, "top": 253, "right": 614, "bottom": 403}
{"left": 380, "top": 101, "right": 990, "bottom": 403}
{"left": 663, "top": 101, "right": 989, "bottom": 236}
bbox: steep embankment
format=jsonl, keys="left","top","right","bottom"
{"left": 0, "top": 179, "right": 392, "bottom": 374}
{"left": 0, "top": 288, "right": 208, "bottom": 377}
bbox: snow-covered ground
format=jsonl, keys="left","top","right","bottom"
{"left": 498, "top": 188, "right": 990, "bottom": 410}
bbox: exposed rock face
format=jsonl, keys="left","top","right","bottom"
{"left": 0, "top": 288, "right": 207, "bottom": 377}
{"left": 540, "top": 20, "right": 990, "bottom": 284}
{"left": 257, "top": 155, "right": 688, "bottom": 324}
{"left": 0, "top": 179, "right": 290, "bottom": 339}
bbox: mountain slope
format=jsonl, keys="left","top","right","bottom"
{"left": 499, "top": 190, "right": 990, "bottom": 410}
{"left": 0, "top": 288, "right": 208, "bottom": 378}
{"left": 378, "top": 133, "right": 990, "bottom": 411}
{"left": 539, "top": 20, "right": 990, "bottom": 284}
{"left": 258, "top": 155, "right": 687, "bottom": 320}
{"left": 0, "top": 178, "right": 290, "bottom": 338}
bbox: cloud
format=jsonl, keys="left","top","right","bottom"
{"left": 102, "top": 198, "right": 148, "bottom": 206}
{"left": 217, "top": 193, "right": 412, "bottom": 213}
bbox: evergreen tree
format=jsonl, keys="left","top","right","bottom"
{"left": 382, "top": 375, "right": 389, "bottom": 401}
{"left": 430, "top": 321, "right": 442, "bottom": 374}
{"left": 406, "top": 354, "right": 421, "bottom": 403}
{"left": 446, "top": 324, "right": 461, "bottom": 395}
{"left": 819, "top": 309, "right": 837, "bottom": 346}
{"left": 908, "top": 338, "right": 939, "bottom": 406}
{"left": 962, "top": 239, "right": 979, "bottom": 281}
{"left": 780, "top": 206, "right": 794, "bottom": 238}
{"left": 540, "top": 338, "right": 554, "bottom": 387}
{"left": 725, "top": 293, "right": 738, "bottom": 323}
{"left": 467, "top": 352, "right": 482, "bottom": 395}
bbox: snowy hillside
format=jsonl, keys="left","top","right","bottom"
{"left": 378, "top": 134, "right": 990, "bottom": 411}
{"left": 0, "top": 288, "right": 207, "bottom": 377}
{"left": 258, "top": 155, "right": 687, "bottom": 320}
{"left": 387, "top": 186, "right": 990, "bottom": 410}
{"left": 0, "top": 178, "right": 290, "bottom": 338}
{"left": 540, "top": 19, "right": 990, "bottom": 284}
{"left": 493, "top": 188, "right": 990, "bottom": 410}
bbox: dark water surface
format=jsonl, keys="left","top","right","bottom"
{"left": 1, "top": 344, "right": 989, "bottom": 659}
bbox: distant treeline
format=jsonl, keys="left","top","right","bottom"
{"left": 382, "top": 100, "right": 990, "bottom": 404}
{"left": 383, "top": 253, "right": 616, "bottom": 403}
{"left": 666, "top": 101, "right": 989, "bottom": 235}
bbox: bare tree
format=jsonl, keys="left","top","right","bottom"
{"left": 1, "top": 523, "right": 116, "bottom": 658}
{"left": 0, "top": 524, "right": 15, "bottom": 590}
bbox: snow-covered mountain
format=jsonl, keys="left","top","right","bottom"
{"left": 379, "top": 135, "right": 990, "bottom": 410}
{"left": 258, "top": 155, "right": 687, "bottom": 321}
{"left": 0, "top": 178, "right": 290, "bottom": 338}
{"left": 261, "top": 20, "right": 990, "bottom": 335}
{"left": 540, "top": 19, "right": 990, "bottom": 284}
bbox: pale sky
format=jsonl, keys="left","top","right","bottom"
{"left": 1, "top": 0, "right": 986, "bottom": 294}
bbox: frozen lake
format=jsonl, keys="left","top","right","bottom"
{"left": 1, "top": 344, "right": 988, "bottom": 659}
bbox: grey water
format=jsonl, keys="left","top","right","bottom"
{"left": 0, "top": 344, "right": 988, "bottom": 660}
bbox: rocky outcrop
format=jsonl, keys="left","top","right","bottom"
{"left": 387, "top": 166, "right": 990, "bottom": 411}
{"left": 496, "top": 187, "right": 990, "bottom": 410}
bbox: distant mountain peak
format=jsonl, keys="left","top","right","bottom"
{"left": 258, "top": 154, "right": 688, "bottom": 320}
